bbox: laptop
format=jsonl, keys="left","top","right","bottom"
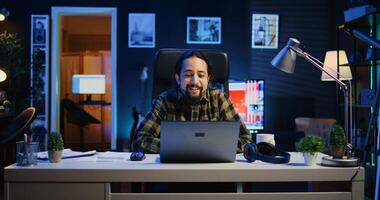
{"left": 160, "top": 121, "right": 240, "bottom": 163}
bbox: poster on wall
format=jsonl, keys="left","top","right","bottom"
{"left": 30, "top": 15, "right": 50, "bottom": 149}
{"left": 128, "top": 13, "right": 155, "bottom": 48}
{"left": 187, "top": 17, "right": 221, "bottom": 44}
{"left": 251, "top": 14, "right": 279, "bottom": 49}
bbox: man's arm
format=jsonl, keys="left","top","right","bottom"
{"left": 133, "top": 98, "right": 165, "bottom": 153}
{"left": 218, "top": 92, "right": 252, "bottom": 152}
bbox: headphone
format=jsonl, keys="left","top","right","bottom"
{"left": 243, "top": 142, "right": 291, "bottom": 164}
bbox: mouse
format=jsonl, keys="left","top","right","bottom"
{"left": 130, "top": 151, "right": 146, "bottom": 161}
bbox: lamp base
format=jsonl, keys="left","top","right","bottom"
{"left": 321, "top": 156, "right": 359, "bottom": 167}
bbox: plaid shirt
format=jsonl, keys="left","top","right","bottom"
{"left": 133, "top": 87, "right": 252, "bottom": 153}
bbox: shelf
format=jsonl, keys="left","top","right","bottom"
{"left": 345, "top": 11, "right": 380, "bottom": 28}
{"left": 339, "top": 104, "right": 373, "bottom": 108}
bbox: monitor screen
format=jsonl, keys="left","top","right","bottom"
{"left": 228, "top": 79, "right": 264, "bottom": 130}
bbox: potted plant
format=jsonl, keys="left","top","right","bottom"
{"left": 296, "top": 135, "right": 325, "bottom": 166}
{"left": 47, "top": 132, "right": 64, "bottom": 163}
{"left": 330, "top": 123, "right": 346, "bottom": 159}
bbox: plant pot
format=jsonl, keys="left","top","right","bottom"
{"left": 303, "top": 152, "right": 318, "bottom": 166}
{"left": 48, "top": 150, "right": 62, "bottom": 163}
{"left": 331, "top": 145, "right": 345, "bottom": 159}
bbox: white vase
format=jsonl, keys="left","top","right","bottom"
{"left": 303, "top": 152, "right": 318, "bottom": 166}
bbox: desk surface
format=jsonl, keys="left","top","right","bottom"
{"left": 4, "top": 152, "right": 364, "bottom": 183}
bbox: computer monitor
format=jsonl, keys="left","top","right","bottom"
{"left": 228, "top": 79, "right": 264, "bottom": 131}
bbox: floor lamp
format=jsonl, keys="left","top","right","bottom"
{"left": 271, "top": 38, "right": 358, "bottom": 167}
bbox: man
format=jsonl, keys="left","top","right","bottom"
{"left": 133, "top": 50, "right": 251, "bottom": 153}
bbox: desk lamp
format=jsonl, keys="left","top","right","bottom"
{"left": 72, "top": 74, "right": 106, "bottom": 105}
{"left": 271, "top": 38, "right": 358, "bottom": 167}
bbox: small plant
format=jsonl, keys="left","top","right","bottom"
{"left": 330, "top": 123, "right": 346, "bottom": 158}
{"left": 330, "top": 123, "right": 346, "bottom": 146}
{"left": 48, "top": 132, "right": 64, "bottom": 151}
{"left": 296, "top": 135, "right": 325, "bottom": 154}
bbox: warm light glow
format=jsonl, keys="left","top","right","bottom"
{"left": 0, "top": 14, "right": 5, "bottom": 21}
{"left": 72, "top": 74, "right": 106, "bottom": 94}
{"left": 321, "top": 50, "right": 352, "bottom": 81}
{"left": 0, "top": 69, "right": 6, "bottom": 82}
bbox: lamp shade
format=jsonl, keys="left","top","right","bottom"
{"left": 321, "top": 50, "right": 352, "bottom": 81}
{"left": 271, "top": 38, "right": 300, "bottom": 74}
{"left": 0, "top": 69, "right": 6, "bottom": 82}
{"left": 0, "top": 8, "right": 10, "bottom": 21}
{"left": 72, "top": 74, "right": 106, "bottom": 94}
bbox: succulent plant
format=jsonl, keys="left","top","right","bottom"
{"left": 330, "top": 123, "right": 346, "bottom": 146}
{"left": 47, "top": 132, "right": 64, "bottom": 151}
{"left": 330, "top": 123, "right": 346, "bottom": 158}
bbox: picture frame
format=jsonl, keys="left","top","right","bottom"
{"left": 128, "top": 13, "right": 155, "bottom": 48}
{"left": 187, "top": 17, "right": 221, "bottom": 44}
{"left": 30, "top": 15, "right": 50, "bottom": 133}
{"left": 251, "top": 14, "right": 279, "bottom": 49}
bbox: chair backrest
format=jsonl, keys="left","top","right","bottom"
{"left": 152, "top": 49, "right": 229, "bottom": 99}
{"left": 295, "top": 117, "right": 337, "bottom": 145}
{"left": 0, "top": 107, "right": 36, "bottom": 144}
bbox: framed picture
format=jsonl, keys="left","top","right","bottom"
{"left": 30, "top": 15, "right": 50, "bottom": 139}
{"left": 187, "top": 17, "right": 221, "bottom": 44}
{"left": 129, "top": 13, "right": 155, "bottom": 48}
{"left": 252, "top": 14, "right": 279, "bottom": 49}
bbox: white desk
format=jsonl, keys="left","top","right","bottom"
{"left": 4, "top": 152, "right": 364, "bottom": 200}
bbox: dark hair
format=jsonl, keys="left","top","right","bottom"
{"left": 174, "top": 50, "right": 213, "bottom": 80}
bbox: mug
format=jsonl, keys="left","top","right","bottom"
{"left": 256, "top": 133, "right": 275, "bottom": 146}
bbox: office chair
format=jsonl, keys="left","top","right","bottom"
{"left": 152, "top": 49, "right": 230, "bottom": 99}
{"left": 61, "top": 99, "right": 100, "bottom": 151}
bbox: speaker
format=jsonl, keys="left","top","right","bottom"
{"left": 243, "top": 142, "right": 290, "bottom": 164}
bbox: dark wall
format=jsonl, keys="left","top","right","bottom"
{"left": 2, "top": 0, "right": 352, "bottom": 148}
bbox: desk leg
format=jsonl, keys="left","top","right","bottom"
{"left": 236, "top": 182, "right": 243, "bottom": 193}
{"left": 351, "top": 180, "right": 364, "bottom": 200}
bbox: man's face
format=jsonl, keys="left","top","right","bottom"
{"left": 175, "top": 56, "right": 209, "bottom": 100}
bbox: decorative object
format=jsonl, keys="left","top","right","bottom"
{"left": 252, "top": 14, "right": 279, "bottom": 49}
{"left": 47, "top": 132, "right": 64, "bottom": 163}
{"left": 128, "top": 13, "right": 155, "bottom": 48}
{"left": 330, "top": 123, "right": 346, "bottom": 158}
{"left": 187, "top": 17, "right": 221, "bottom": 44}
{"left": 295, "top": 135, "right": 325, "bottom": 166}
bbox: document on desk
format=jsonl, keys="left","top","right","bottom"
{"left": 96, "top": 151, "right": 130, "bottom": 162}
{"left": 37, "top": 149, "right": 97, "bottom": 160}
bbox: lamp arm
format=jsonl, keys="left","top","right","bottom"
{"left": 289, "top": 46, "right": 348, "bottom": 91}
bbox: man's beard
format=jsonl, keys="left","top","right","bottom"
{"left": 184, "top": 84, "right": 203, "bottom": 103}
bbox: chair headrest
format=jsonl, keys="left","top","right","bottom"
{"left": 154, "top": 49, "right": 229, "bottom": 83}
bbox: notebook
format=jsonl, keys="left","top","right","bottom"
{"left": 160, "top": 121, "right": 240, "bottom": 163}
